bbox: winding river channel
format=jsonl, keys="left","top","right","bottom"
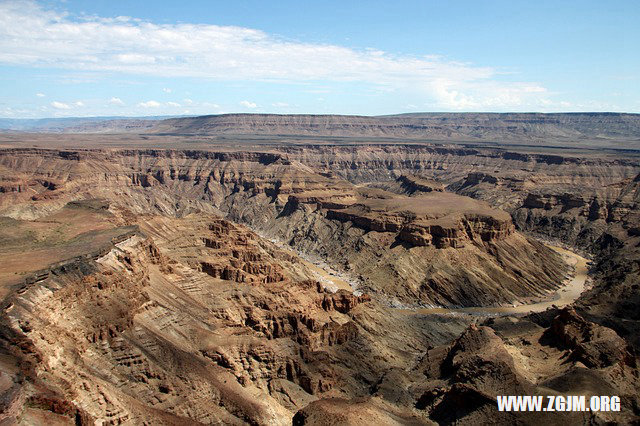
{"left": 405, "top": 245, "right": 590, "bottom": 316}
{"left": 263, "top": 232, "right": 589, "bottom": 316}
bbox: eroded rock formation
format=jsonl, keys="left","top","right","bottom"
{"left": 1, "top": 137, "right": 639, "bottom": 424}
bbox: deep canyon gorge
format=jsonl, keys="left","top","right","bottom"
{"left": 1, "top": 113, "right": 639, "bottom": 425}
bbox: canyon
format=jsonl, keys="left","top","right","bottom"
{"left": 1, "top": 114, "right": 639, "bottom": 424}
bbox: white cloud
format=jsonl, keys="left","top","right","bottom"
{"left": 183, "top": 98, "right": 193, "bottom": 105}
{"left": 1, "top": 107, "right": 32, "bottom": 117}
{"left": 51, "top": 101, "right": 71, "bottom": 109}
{"left": 240, "top": 100, "right": 257, "bottom": 109}
{"left": 116, "top": 53, "right": 155, "bottom": 64}
{"left": 109, "top": 97, "right": 125, "bottom": 106}
{"left": 75, "top": 101, "right": 84, "bottom": 107}
{"left": 162, "top": 88, "right": 172, "bottom": 93}
{"left": 425, "top": 78, "right": 550, "bottom": 110}
{"left": 167, "top": 101, "right": 181, "bottom": 107}
{"left": 272, "top": 102, "right": 289, "bottom": 107}
{"left": 36, "top": 92, "right": 45, "bottom": 97}
{"left": 138, "top": 100, "right": 161, "bottom": 108}
{"left": 0, "top": 1, "right": 555, "bottom": 110}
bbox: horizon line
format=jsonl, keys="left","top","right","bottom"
{"left": 2, "top": 111, "right": 640, "bottom": 121}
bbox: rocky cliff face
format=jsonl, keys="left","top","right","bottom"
{"left": 279, "top": 145, "right": 640, "bottom": 358}
{"left": 325, "top": 207, "right": 513, "bottom": 249}
{"left": 270, "top": 145, "right": 638, "bottom": 246}
{"left": 0, "top": 147, "right": 570, "bottom": 307}
{"left": 1, "top": 142, "right": 640, "bottom": 424}
{"left": 0, "top": 211, "right": 468, "bottom": 424}
{"left": 296, "top": 309, "right": 639, "bottom": 425}
{"left": 150, "top": 113, "right": 640, "bottom": 146}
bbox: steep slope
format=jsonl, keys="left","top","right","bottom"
{"left": 0, "top": 148, "right": 568, "bottom": 308}
{"left": 276, "top": 144, "right": 640, "bottom": 352}
{"left": 573, "top": 173, "right": 640, "bottom": 348}
{"left": 0, "top": 208, "right": 466, "bottom": 424}
{"left": 1, "top": 142, "right": 640, "bottom": 424}
{"left": 296, "top": 309, "right": 640, "bottom": 425}
{"left": 226, "top": 187, "right": 567, "bottom": 307}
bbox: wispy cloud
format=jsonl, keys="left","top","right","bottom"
{"left": 202, "top": 102, "right": 220, "bottom": 109}
{"left": 36, "top": 92, "right": 45, "bottom": 97}
{"left": 0, "top": 0, "right": 553, "bottom": 110}
{"left": 51, "top": 101, "right": 71, "bottom": 109}
{"left": 240, "top": 100, "right": 258, "bottom": 109}
{"left": 109, "top": 97, "right": 125, "bottom": 106}
{"left": 138, "top": 100, "right": 162, "bottom": 108}
{"left": 137, "top": 100, "right": 185, "bottom": 109}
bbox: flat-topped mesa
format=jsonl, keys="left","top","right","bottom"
{"left": 521, "top": 191, "right": 611, "bottom": 221}
{"left": 522, "top": 192, "right": 589, "bottom": 211}
{"left": 455, "top": 172, "right": 500, "bottom": 188}
{"left": 399, "top": 216, "right": 514, "bottom": 248}
{"left": 150, "top": 112, "right": 640, "bottom": 141}
{"left": 328, "top": 209, "right": 514, "bottom": 249}
{"left": 290, "top": 190, "right": 515, "bottom": 248}
{"left": 285, "top": 191, "right": 360, "bottom": 212}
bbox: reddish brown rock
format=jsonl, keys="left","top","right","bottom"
{"left": 320, "top": 290, "right": 371, "bottom": 314}
{"left": 547, "top": 307, "right": 629, "bottom": 368}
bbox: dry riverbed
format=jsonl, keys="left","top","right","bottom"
{"left": 253, "top": 231, "right": 589, "bottom": 317}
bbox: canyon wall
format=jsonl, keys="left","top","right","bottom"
{"left": 0, "top": 147, "right": 573, "bottom": 307}
{"left": 151, "top": 113, "right": 640, "bottom": 145}
{"left": 1, "top": 143, "right": 640, "bottom": 424}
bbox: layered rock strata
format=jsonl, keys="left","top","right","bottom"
{"left": 0, "top": 142, "right": 639, "bottom": 424}
{"left": 0, "top": 148, "right": 569, "bottom": 307}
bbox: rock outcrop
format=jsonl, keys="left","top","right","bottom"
{"left": 546, "top": 308, "right": 630, "bottom": 368}
{"left": 1, "top": 134, "right": 640, "bottom": 424}
{"left": 2, "top": 211, "right": 458, "bottom": 424}
{"left": 0, "top": 147, "right": 569, "bottom": 307}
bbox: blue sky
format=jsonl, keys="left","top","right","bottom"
{"left": 0, "top": 0, "right": 638, "bottom": 118}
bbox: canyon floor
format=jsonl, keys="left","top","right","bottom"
{"left": 1, "top": 117, "right": 639, "bottom": 425}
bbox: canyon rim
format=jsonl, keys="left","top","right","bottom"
{"left": 0, "top": 113, "right": 639, "bottom": 424}
{"left": 1, "top": 1, "right": 640, "bottom": 424}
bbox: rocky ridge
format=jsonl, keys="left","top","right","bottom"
{"left": 150, "top": 113, "right": 640, "bottom": 145}
{"left": 1, "top": 139, "right": 640, "bottom": 424}
{"left": 0, "top": 210, "right": 467, "bottom": 424}
{"left": 0, "top": 147, "right": 569, "bottom": 307}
